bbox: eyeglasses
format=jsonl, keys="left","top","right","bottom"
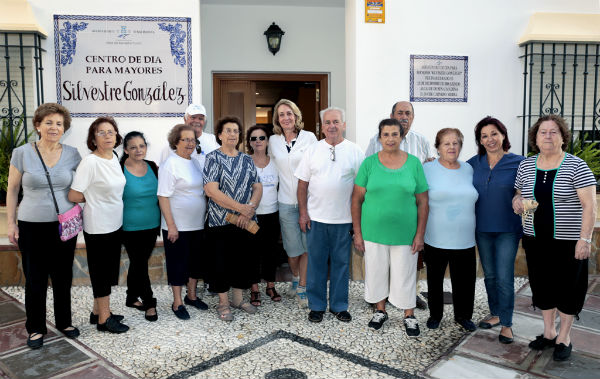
{"left": 196, "top": 141, "right": 202, "bottom": 154}
{"left": 96, "top": 130, "right": 115, "bottom": 137}
{"left": 329, "top": 146, "right": 336, "bottom": 161}
{"left": 250, "top": 136, "right": 267, "bottom": 142}
{"left": 180, "top": 138, "right": 196, "bottom": 144}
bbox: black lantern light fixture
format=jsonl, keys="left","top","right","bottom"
{"left": 264, "top": 22, "right": 285, "bottom": 55}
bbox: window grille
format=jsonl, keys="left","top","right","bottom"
{"left": 520, "top": 42, "right": 600, "bottom": 154}
{"left": 0, "top": 31, "right": 45, "bottom": 148}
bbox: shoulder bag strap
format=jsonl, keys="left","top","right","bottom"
{"left": 33, "top": 142, "right": 61, "bottom": 215}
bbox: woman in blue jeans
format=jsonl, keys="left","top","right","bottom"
{"left": 467, "top": 116, "right": 524, "bottom": 344}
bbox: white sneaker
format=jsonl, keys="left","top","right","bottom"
{"left": 296, "top": 288, "right": 308, "bottom": 308}
{"left": 288, "top": 277, "right": 299, "bottom": 296}
{"left": 404, "top": 315, "right": 420, "bottom": 337}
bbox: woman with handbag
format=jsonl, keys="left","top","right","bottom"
{"left": 6, "top": 103, "right": 82, "bottom": 349}
{"left": 69, "top": 116, "right": 129, "bottom": 334}
{"left": 120, "top": 131, "right": 160, "bottom": 321}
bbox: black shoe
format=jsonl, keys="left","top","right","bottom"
{"left": 172, "top": 304, "right": 190, "bottom": 320}
{"left": 498, "top": 328, "right": 514, "bottom": 344}
{"left": 184, "top": 295, "right": 208, "bottom": 310}
{"left": 404, "top": 315, "right": 420, "bottom": 337}
{"left": 478, "top": 319, "right": 501, "bottom": 329}
{"left": 426, "top": 317, "right": 440, "bottom": 330}
{"left": 368, "top": 310, "right": 388, "bottom": 330}
{"left": 553, "top": 343, "right": 572, "bottom": 361}
{"left": 145, "top": 308, "right": 158, "bottom": 322}
{"left": 89, "top": 312, "right": 124, "bottom": 325}
{"left": 60, "top": 326, "right": 80, "bottom": 339}
{"left": 528, "top": 334, "right": 557, "bottom": 350}
{"left": 308, "top": 310, "right": 324, "bottom": 323}
{"left": 330, "top": 310, "right": 352, "bottom": 322}
{"left": 97, "top": 315, "right": 129, "bottom": 333}
{"left": 455, "top": 318, "right": 476, "bottom": 332}
{"left": 415, "top": 296, "right": 428, "bottom": 310}
{"left": 27, "top": 333, "right": 43, "bottom": 349}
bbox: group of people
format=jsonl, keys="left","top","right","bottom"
{"left": 6, "top": 99, "right": 595, "bottom": 363}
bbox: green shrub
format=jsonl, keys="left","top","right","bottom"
{"left": 0, "top": 116, "right": 34, "bottom": 192}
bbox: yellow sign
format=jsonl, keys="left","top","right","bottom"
{"left": 365, "top": 1, "right": 385, "bottom": 24}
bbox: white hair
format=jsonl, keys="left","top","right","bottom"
{"left": 319, "top": 107, "right": 345, "bottom": 123}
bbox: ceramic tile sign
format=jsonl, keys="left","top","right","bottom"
{"left": 410, "top": 55, "right": 468, "bottom": 103}
{"left": 54, "top": 15, "right": 192, "bottom": 117}
{"left": 365, "top": 1, "right": 385, "bottom": 23}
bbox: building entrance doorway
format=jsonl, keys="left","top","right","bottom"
{"left": 212, "top": 73, "right": 328, "bottom": 147}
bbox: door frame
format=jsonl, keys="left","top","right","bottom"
{"left": 212, "top": 72, "right": 329, "bottom": 127}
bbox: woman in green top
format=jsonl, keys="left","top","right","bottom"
{"left": 351, "top": 118, "right": 429, "bottom": 336}
{"left": 120, "top": 131, "right": 160, "bottom": 322}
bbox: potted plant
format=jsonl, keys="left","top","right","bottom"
{"left": 0, "top": 116, "right": 33, "bottom": 205}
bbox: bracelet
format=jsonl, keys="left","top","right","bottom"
{"left": 580, "top": 237, "right": 592, "bottom": 244}
{"left": 248, "top": 201, "right": 256, "bottom": 208}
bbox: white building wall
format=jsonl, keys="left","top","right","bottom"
{"left": 27, "top": 0, "right": 202, "bottom": 162}
{"left": 200, "top": 2, "right": 346, "bottom": 129}
{"left": 346, "top": 0, "right": 600, "bottom": 157}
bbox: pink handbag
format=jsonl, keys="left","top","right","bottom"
{"left": 56, "top": 203, "right": 83, "bottom": 241}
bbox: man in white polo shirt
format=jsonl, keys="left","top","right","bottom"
{"left": 160, "top": 103, "right": 220, "bottom": 165}
{"left": 295, "top": 107, "right": 364, "bottom": 323}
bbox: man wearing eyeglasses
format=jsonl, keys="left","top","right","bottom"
{"left": 365, "top": 101, "right": 435, "bottom": 310}
{"left": 160, "top": 103, "right": 220, "bottom": 165}
{"left": 295, "top": 107, "right": 364, "bottom": 323}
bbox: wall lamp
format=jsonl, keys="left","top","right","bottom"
{"left": 264, "top": 22, "right": 285, "bottom": 55}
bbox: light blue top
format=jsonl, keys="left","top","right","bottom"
{"left": 423, "top": 159, "right": 478, "bottom": 249}
{"left": 122, "top": 162, "right": 160, "bottom": 231}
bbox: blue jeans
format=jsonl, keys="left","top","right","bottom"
{"left": 306, "top": 221, "right": 352, "bottom": 312}
{"left": 476, "top": 231, "right": 521, "bottom": 327}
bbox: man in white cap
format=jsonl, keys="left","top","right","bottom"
{"left": 160, "top": 103, "right": 220, "bottom": 164}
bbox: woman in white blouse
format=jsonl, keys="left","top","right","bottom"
{"left": 268, "top": 99, "right": 317, "bottom": 307}
{"left": 158, "top": 124, "right": 208, "bottom": 320}
{"left": 246, "top": 125, "right": 281, "bottom": 306}
{"left": 69, "top": 117, "right": 128, "bottom": 334}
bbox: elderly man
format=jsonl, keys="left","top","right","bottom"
{"left": 160, "top": 103, "right": 220, "bottom": 164}
{"left": 296, "top": 107, "right": 364, "bottom": 323}
{"left": 365, "top": 101, "right": 435, "bottom": 162}
{"left": 365, "top": 101, "right": 434, "bottom": 310}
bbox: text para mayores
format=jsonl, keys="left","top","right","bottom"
{"left": 61, "top": 80, "right": 185, "bottom": 105}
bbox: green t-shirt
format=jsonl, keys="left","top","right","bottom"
{"left": 354, "top": 153, "right": 428, "bottom": 245}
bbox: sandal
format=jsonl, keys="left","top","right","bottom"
{"left": 266, "top": 286, "right": 282, "bottom": 302}
{"left": 216, "top": 304, "right": 234, "bottom": 322}
{"left": 231, "top": 301, "right": 257, "bottom": 314}
{"left": 250, "top": 291, "right": 261, "bottom": 306}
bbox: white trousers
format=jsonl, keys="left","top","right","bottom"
{"left": 364, "top": 241, "right": 418, "bottom": 309}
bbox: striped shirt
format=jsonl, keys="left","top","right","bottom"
{"left": 365, "top": 130, "right": 436, "bottom": 164}
{"left": 514, "top": 153, "right": 596, "bottom": 240}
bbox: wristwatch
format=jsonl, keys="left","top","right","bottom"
{"left": 580, "top": 237, "right": 592, "bottom": 243}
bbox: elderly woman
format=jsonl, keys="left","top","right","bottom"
{"left": 351, "top": 118, "right": 428, "bottom": 335}
{"left": 269, "top": 99, "right": 317, "bottom": 307}
{"left": 467, "top": 117, "right": 524, "bottom": 344}
{"left": 120, "top": 131, "right": 160, "bottom": 321}
{"left": 204, "top": 116, "right": 262, "bottom": 321}
{"left": 69, "top": 117, "right": 128, "bottom": 333}
{"left": 158, "top": 124, "right": 208, "bottom": 320}
{"left": 423, "top": 128, "right": 478, "bottom": 332}
{"left": 513, "top": 115, "right": 596, "bottom": 361}
{"left": 246, "top": 125, "right": 281, "bottom": 306}
{"left": 7, "top": 103, "right": 81, "bottom": 348}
